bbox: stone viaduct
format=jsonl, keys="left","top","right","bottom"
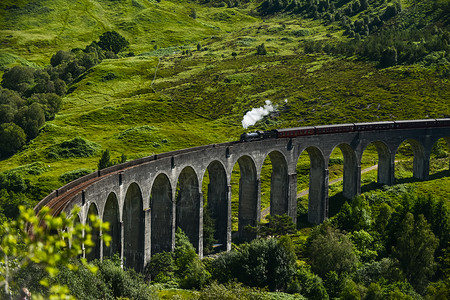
{"left": 36, "top": 122, "right": 450, "bottom": 272}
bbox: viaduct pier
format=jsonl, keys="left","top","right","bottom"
{"left": 35, "top": 120, "right": 450, "bottom": 271}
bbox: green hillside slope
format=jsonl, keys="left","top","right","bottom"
{"left": 0, "top": 0, "right": 448, "bottom": 207}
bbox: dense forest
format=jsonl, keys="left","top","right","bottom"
{"left": 0, "top": 0, "right": 449, "bottom": 299}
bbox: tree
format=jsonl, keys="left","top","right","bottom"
{"left": 14, "top": 103, "right": 45, "bottom": 140}
{"left": 0, "top": 206, "right": 109, "bottom": 299}
{"left": 393, "top": 213, "right": 439, "bottom": 293}
{"left": 97, "top": 31, "right": 129, "bottom": 54}
{"left": 1, "top": 66, "right": 34, "bottom": 95}
{"left": 0, "top": 123, "right": 26, "bottom": 158}
{"left": 256, "top": 43, "right": 267, "bottom": 55}
{"left": 308, "top": 224, "right": 359, "bottom": 278}
{"left": 247, "top": 213, "right": 296, "bottom": 238}
{"left": 212, "top": 237, "right": 296, "bottom": 292}
{"left": 30, "top": 93, "right": 62, "bottom": 121}
{"left": 98, "top": 149, "right": 113, "bottom": 170}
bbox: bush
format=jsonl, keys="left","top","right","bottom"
{"left": 14, "top": 102, "right": 45, "bottom": 140}
{"left": 1, "top": 65, "right": 34, "bottom": 95}
{"left": 212, "top": 237, "right": 296, "bottom": 291}
{"left": 0, "top": 122, "right": 26, "bottom": 157}
{"left": 46, "top": 137, "right": 100, "bottom": 159}
{"left": 59, "top": 168, "right": 93, "bottom": 183}
{"left": 97, "top": 31, "right": 129, "bottom": 54}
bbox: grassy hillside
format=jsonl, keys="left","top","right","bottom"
{"left": 0, "top": 0, "right": 449, "bottom": 209}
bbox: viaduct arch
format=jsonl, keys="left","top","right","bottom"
{"left": 36, "top": 121, "right": 450, "bottom": 270}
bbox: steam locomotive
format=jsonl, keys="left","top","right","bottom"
{"left": 240, "top": 119, "right": 450, "bottom": 142}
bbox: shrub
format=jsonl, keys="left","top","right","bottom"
{"left": 307, "top": 224, "right": 359, "bottom": 278}
{"left": 46, "top": 137, "right": 100, "bottom": 159}
{"left": 14, "top": 102, "right": 46, "bottom": 140}
{"left": 212, "top": 237, "right": 296, "bottom": 291}
{"left": 97, "top": 31, "right": 129, "bottom": 54}
{"left": 59, "top": 168, "right": 93, "bottom": 183}
{"left": 1, "top": 65, "right": 34, "bottom": 95}
{"left": 256, "top": 43, "right": 267, "bottom": 55}
{"left": 0, "top": 122, "right": 26, "bottom": 157}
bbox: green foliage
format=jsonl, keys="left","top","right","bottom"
{"left": 287, "top": 264, "right": 329, "bottom": 300}
{"left": 59, "top": 168, "right": 93, "bottom": 184}
{"left": 0, "top": 206, "right": 109, "bottom": 299}
{"left": 97, "top": 31, "right": 130, "bottom": 54}
{"left": 145, "top": 251, "right": 176, "bottom": 282}
{"left": 14, "top": 102, "right": 45, "bottom": 140}
{"left": 46, "top": 137, "right": 100, "bottom": 159}
{"left": 0, "top": 123, "right": 26, "bottom": 158}
{"left": 256, "top": 43, "right": 267, "bottom": 55}
{"left": 307, "top": 224, "right": 359, "bottom": 278}
{"left": 334, "top": 196, "right": 372, "bottom": 232}
{"left": 247, "top": 214, "right": 296, "bottom": 238}
{"left": 392, "top": 213, "right": 439, "bottom": 293}
{"left": 212, "top": 237, "right": 296, "bottom": 291}
{"left": 203, "top": 207, "right": 217, "bottom": 255}
{"left": 1, "top": 65, "right": 34, "bottom": 95}
{"left": 175, "top": 228, "right": 211, "bottom": 289}
{"left": 98, "top": 149, "right": 112, "bottom": 170}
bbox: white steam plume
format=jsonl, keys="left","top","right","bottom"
{"left": 242, "top": 100, "right": 275, "bottom": 129}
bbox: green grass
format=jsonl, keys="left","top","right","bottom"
{"left": 0, "top": 0, "right": 448, "bottom": 210}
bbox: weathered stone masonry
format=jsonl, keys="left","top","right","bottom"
{"left": 37, "top": 125, "right": 450, "bottom": 271}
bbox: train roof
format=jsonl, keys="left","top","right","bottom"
{"left": 276, "top": 126, "right": 315, "bottom": 132}
{"left": 354, "top": 121, "right": 395, "bottom": 126}
{"left": 315, "top": 123, "right": 354, "bottom": 128}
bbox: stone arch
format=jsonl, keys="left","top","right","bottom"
{"left": 429, "top": 137, "right": 450, "bottom": 174}
{"left": 334, "top": 144, "right": 359, "bottom": 199}
{"left": 204, "top": 160, "right": 229, "bottom": 252}
{"left": 299, "top": 147, "right": 326, "bottom": 224}
{"left": 102, "top": 192, "right": 121, "bottom": 258}
{"left": 86, "top": 203, "right": 100, "bottom": 261}
{"left": 150, "top": 173, "right": 173, "bottom": 255}
{"left": 395, "top": 138, "right": 427, "bottom": 180}
{"left": 266, "top": 151, "right": 289, "bottom": 216}
{"left": 362, "top": 141, "right": 393, "bottom": 186}
{"left": 176, "top": 166, "right": 201, "bottom": 252}
{"left": 123, "top": 182, "right": 145, "bottom": 271}
{"left": 236, "top": 155, "right": 259, "bottom": 241}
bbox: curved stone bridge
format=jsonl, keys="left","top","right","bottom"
{"left": 36, "top": 121, "right": 450, "bottom": 271}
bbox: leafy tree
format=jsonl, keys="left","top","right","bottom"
{"left": 145, "top": 251, "right": 176, "bottom": 282}
{"left": 1, "top": 65, "right": 34, "bottom": 95}
{"left": 256, "top": 43, "right": 267, "bottom": 55}
{"left": 50, "top": 50, "right": 72, "bottom": 67}
{"left": 174, "top": 228, "right": 210, "bottom": 289}
{"left": 14, "top": 103, "right": 45, "bottom": 140}
{"left": 97, "top": 31, "right": 129, "bottom": 54}
{"left": 98, "top": 149, "right": 113, "bottom": 170}
{"left": 0, "top": 123, "right": 26, "bottom": 158}
{"left": 287, "top": 264, "right": 329, "bottom": 300}
{"left": 30, "top": 93, "right": 62, "bottom": 120}
{"left": 247, "top": 213, "right": 296, "bottom": 238}
{"left": 203, "top": 207, "right": 216, "bottom": 255}
{"left": 393, "top": 213, "right": 439, "bottom": 293}
{"left": 212, "top": 237, "right": 296, "bottom": 291}
{"left": 0, "top": 87, "right": 26, "bottom": 109}
{"left": 0, "top": 206, "right": 108, "bottom": 299}
{"left": 307, "top": 224, "right": 359, "bottom": 278}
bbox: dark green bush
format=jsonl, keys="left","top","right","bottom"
{"left": 97, "top": 31, "right": 129, "bottom": 54}
{"left": 212, "top": 237, "right": 296, "bottom": 292}
{"left": 59, "top": 168, "right": 93, "bottom": 183}
{"left": 0, "top": 122, "right": 26, "bottom": 157}
{"left": 46, "top": 137, "right": 100, "bottom": 159}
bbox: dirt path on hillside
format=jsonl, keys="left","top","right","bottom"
{"left": 261, "top": 164, "right": 380, "bottom": 218}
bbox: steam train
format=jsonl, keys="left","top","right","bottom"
{"left": 240, "top": 119, "right": 450, "bottom": 142}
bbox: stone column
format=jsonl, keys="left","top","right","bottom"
{"left": 226, "top": 184, "right": 232, "bottom": 252}
{"left": 287, "top": 173, "right": 298, "bottom": 224}
{"left": 144, "top": 208, "right": 152, "bottom": 266}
